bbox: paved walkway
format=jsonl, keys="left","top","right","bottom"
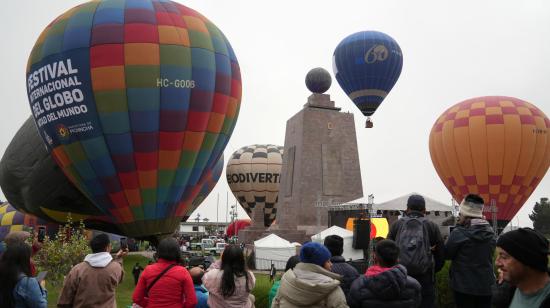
{"left": 128, "top": 251, "right": 154, "bottom": 259}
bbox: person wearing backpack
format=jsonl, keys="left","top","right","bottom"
{"left": 445, "top": 194, "right": 496, "bottom": 308}
{"left": 388, "top": 194, "right": 445, "bottom": 308}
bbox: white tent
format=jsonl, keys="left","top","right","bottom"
{"left": 254, "top": 233, "right": 296, "bottom": 270}
{"left": 311, "top": 226, "right": 363, "bottom": 260}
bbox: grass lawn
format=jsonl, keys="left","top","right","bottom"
{"left": 46, "top": 254, "right": 151, "bottom": 308}
{"left": 252, "top": 273, "right": 273, "bottom": 308}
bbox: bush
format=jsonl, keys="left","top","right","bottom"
{"left": 34, "top": 217, "right": 90, "bottom": 286}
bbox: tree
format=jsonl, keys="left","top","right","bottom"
{"left": 33, "top": 216, "right": 90, "bottom": 286}
{"left": 529, "top": 197, "right": 550, "bottom": 235}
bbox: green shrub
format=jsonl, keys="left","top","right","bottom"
{"left": 34, "top": 218, "right": 90, "bottom": 287}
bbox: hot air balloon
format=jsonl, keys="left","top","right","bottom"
{"left": 24, "top": 0, "right": 241, "bottom": 239}
{"left": 0, "top": 116, "right": 121, "bottom": 234}
{"left": 182, "top": 154, "right": 224, "bottom": 220}
{"left": 226, "top": 145, "right": 284, "bottom": 227}
{"left": 333, "top": 31, "right": 403, "bottom": 127}
{"left": 429, "top": 96, "right": 550, "bottom": 229}
{"left": 0, "top": 203, "right": 59, "bottom": 242}
{"left": 226, "top": 219, "right": 251, "bottom": 237}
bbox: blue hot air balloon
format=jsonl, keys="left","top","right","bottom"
{"left": 333, "top": 31, "right": 403, "bottom": 127}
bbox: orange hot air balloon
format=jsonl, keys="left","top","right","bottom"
{"left": 429, "top": 96, "right": 550, "bottom": 229}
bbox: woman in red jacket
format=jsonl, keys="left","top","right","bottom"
{"left": 132, "top": 238, "right": 197, "bottom": 308}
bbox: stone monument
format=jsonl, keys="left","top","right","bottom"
{"left": 270, "top": 68, "right": 363, "bottom": 243}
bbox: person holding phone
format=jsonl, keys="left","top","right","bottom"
{"left": 121, "top": 237, "right": 128, "bottom": 250}
{"left": 58, "top": 233, "right": 128, "bottom": 307}
{"left": 0, "top": 242, "right": 47, "bottom": 307}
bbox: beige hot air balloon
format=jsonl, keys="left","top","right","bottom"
{"left": 226, "top": 145, "right": 283, "bottom": 227}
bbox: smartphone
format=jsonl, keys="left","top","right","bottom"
{"left": 37, "top": 227, "right": 46, "bottom": 242}
{"left": 36, "top": 271, "right": 48, "bottom": 283}
{"left": 120, "top": 237, "right": 128, "bottom": 250}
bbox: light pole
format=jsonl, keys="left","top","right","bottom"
{"left": 367, "top": 194, "right": 374, "bottom": 214}
{"left": 194, "top": 213, "right": 201, "bottom": 238}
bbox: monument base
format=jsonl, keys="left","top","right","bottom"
{"left": 269, "top": 227, "right": 308, "bottom": 244}
{"left": 237, "top": 227, "right": 267, "bottom": 245}
{"left": 298, "top": 224, "right": 328, "bottom": 239}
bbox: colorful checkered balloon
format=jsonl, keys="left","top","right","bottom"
{"left": 227, "top": 145, "right": 283, "bottom": 227}
{"left": 0, "top": 203, "right": 58, "bottom": 242}
{"left": 25, "top": 0, "right": 241, "bottom": 238}
{"left": 182, "top": 154, "right": 224, "bottom": 220}
{"left": 429, "top": 96, "right": 550, "bottom": 228}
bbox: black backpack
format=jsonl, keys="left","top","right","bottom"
{"left": 395, "top": 216, "right": 433, "bottom": 276}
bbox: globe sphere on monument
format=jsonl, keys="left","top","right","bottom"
{"left": 305, "top": 67, "right": 332, "bottom": 94}
{"left": 24, "top": 0, "right": 242, "bottom": 240}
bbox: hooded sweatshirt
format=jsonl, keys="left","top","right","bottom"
{"left": 445, "top": 218, "right": 496, "bottom": 296}
{"left": 58, "top": 252, "right": 124, "bottom": 308}
{"left": 348, "top": 265, "right": 421, "bottom": 308}
{"left": 271, "top": 262, "right": 349, "bottom": 308}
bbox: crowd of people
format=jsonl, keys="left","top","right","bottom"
{"left": 0, "top": 193, "right": 549, "bottom": 308}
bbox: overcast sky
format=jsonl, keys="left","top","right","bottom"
{"left": 0, "top": 1, "right": 549, "bottom": 227}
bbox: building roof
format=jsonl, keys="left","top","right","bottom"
{"left": 311, "top": 225, "right": 353, "bottom": 240}
{"left": 374, "top": 192, "right": 452, "bottom": 212}
{"left": 255, "top": 233, "right": 294, "bottom": 248}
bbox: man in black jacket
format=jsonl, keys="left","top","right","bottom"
{"left": 324, "top": 234, "right": 360, "bottom": 303}
{"left": 388, "top": 194, "right": 445, "bottom": 308}
{"left": 348, "top": 239, "right": 421, "bottom": 308}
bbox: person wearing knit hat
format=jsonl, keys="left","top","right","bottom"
{"left": 300, "top": 241, "right": 332, "bottom": 268}
{"left": 387, "top": 194, "right": 445, "bottom": 308}
{"left": 324, "top": 235, "right": 359, "bottom": 304}
{"left": 272, "top": 242, "right": 348, "bottom": 308}
{"left": 495, "top": 228, "right": 550, "bottom": 308}
{"left": 445, "top": 194, "right": 496, "bottom": 308}
{"left": 458, "top": 194, "right": 485, "bottom": 218}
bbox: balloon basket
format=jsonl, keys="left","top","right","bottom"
{"left": 365, "top": 119, "right": 373, "bottom": 128}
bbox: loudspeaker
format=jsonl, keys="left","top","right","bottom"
{"left": 353, "top": 219, "right": 371, "bottom": 249}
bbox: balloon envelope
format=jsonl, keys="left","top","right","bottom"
{"left": 333, "top": 31, "right": 403, "bottom": 117}
{"left": 226, "top": 145, "right": 283, "bottom": 227}
{"left": 0, "top": 203, "right": 59, "bottom": 242}
{"left": 226, "top": 219, "right": 251, "bottom": 237}
{"left": 429, "top": 96, "right": 550, "bottom": 227}
{"left": 0, "top": 117, "right": 120, "bottom": 234}
{"left": 25, "top": 0, "right": 241, "bottom": 238}
{"left": 182, "top": 154, "right": 224, "bottom": 220}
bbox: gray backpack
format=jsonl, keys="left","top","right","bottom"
{"left": 395, "top": 216, "right": 433, "bottom": 276}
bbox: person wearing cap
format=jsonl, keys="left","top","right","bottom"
{"left": 494, "top": 227, "right": 550, "bottom": 308}
{"left": 445, "top": 194, "right": 496, "bottom": 308}
{"left": 387, "top": 194, "right": 445, "bottom": 308}
{"left": 324, "top": 235, "right": 359, "bottom": 304}
{"left": 271, "top": 242, "right": 349, "bottom": 308}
